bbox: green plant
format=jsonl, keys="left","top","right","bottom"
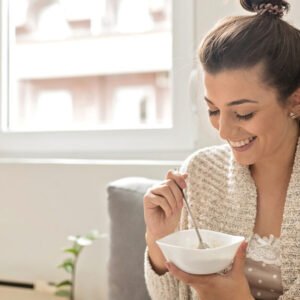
{"left": 55, "top": 229, "right": 103, "bottom": 300}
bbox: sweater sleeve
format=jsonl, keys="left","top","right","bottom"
{"left": 278, "top": 276, "right": 300, "bottom": 300}
{"left": 144, "top": 209, "right": 193, "bottom": 300}
{"left": 144, "top": 247, "right": 180, "bottom": 300}
{"left": 143, "top": 156, "right": 192, "bottom": 299}
{"left": 144, "top": 204, "right": 190, "bottom": 300}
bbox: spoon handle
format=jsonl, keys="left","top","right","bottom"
{"left": 182, "top": 189, "right": 207, "bottom": 248}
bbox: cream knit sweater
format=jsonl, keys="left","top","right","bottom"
{"left": 145, "top": 139, "right": 300, "bottom": 300}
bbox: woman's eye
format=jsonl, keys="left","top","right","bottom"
{"left": 208, "top": 109, "right": 219, "bottom": 116}
{"left": 236, "top": 112, "right": 255, "bottom": 120}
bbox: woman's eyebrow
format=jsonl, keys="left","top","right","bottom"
{"left": 204, "top": 96, "right": 258, "bottom": 106}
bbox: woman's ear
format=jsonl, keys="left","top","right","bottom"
{"left": 289, "top": 87, "right": 300, "bottom": 116}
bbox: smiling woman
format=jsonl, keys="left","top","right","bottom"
{"left": 143, "top": 0, "right": 300, "bottom": 300}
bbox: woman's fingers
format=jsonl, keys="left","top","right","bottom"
{"left": 165, "top": 169, "right": 188, "bottom": 207}
{"left": 166, "top": 179, "right": 185, "bottom": 208}
{"left": 166, "top": 262, "right": 196, "bottom": 285}
{"left": 165, "top": 169, "right": 188, "bottom": 190}
{"left": 152, "top": 180, "right": 182, "bottom": 213}
{"left": 231, "top": 241, "right": 248, "bottom": 275}
{"left": 166, "top": 262, "right": 217, "bottom": 286}
{"left": 148, "top": 193, "right": 173, "bottom": 217}
{"left": 144, "top": 169, "right": 188, "bottom": 219}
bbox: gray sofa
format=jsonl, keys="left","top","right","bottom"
{"left": 107, "top": 177, "right": 159, "bottom": 300}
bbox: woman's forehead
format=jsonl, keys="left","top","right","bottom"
{"left": 203, "top": 75, "right": 260, "bottom": 103}
{"left": 203, "top": 65, "right": 276, "bottom": 104}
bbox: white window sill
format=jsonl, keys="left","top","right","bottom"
{"left": 0, "top": 157, "right": 182, "bottom": 166}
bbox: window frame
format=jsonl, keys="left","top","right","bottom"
{"left": 0, "top": 0, "right": 199, "bottom": 159}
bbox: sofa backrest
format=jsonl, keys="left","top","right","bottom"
{"left": 107, "top": 177, "right": 159, "bottom": 300}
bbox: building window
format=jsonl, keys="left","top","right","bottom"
{"left": 11, "top": 0, "right": 172, "bottom": 131}
{"left": 0, "top": 0, "right": 196, "bottom": 158}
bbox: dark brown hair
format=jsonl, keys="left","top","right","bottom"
{"left": 198, "top": 0, "right": 300, "bottom": 103}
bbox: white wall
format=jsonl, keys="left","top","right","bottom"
{"left": 0, "top": 159, "right": 179, "bottom": 299}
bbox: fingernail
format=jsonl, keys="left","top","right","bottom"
{"left": 165, "top": 262, "right": 171, "bottom": 269}
{"left": 242, "top": 241, "right": 248, "bottom": 252}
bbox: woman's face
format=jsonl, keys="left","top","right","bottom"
{"left": 203, "top": 64, "right": 297, "bottom": 166}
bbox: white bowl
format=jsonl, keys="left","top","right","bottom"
{"left": 156, "top": 229, "right": 244, "bottom": 275}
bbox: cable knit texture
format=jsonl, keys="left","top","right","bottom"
{"left": 145, "top": 139, "right": 300, "bottom": 300}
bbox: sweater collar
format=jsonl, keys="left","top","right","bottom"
{"left": 280, "top": 136, "right": 300, "bottom": 289}
{"left": 281, "top": 138, "right": 300, "bottom": 235}
{"left": 286, "top": 135, "right": 300, "bottom": 198}
{"left": 227, "top": 152, "right": 257, "bottom": 237}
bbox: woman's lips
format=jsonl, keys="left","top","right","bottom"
{"left": 230, "top": 136, "right": 257, "bottom": 152}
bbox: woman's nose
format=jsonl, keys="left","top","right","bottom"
{"left": 218, "top": 114, "right": 237, "bottom": 140}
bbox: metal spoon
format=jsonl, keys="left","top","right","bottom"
{"left": 181, "top": 188, "right": 210, "bottom": 249}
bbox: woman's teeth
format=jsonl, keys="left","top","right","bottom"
{"left": 229, "top": 136, "right": 256, "bottom": 147}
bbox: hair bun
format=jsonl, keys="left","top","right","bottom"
{"left": 240, "top": 0, "right": 290, "bottom": 16}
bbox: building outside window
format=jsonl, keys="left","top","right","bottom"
{"left": 11, "top": 0, "right": 172, "bottom": 131}
{"left": 0, "top": 0, "right": 197, "bottom": 158}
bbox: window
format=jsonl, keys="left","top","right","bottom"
{"left": 0, "top": 0, "right": 197, "bottom": 159}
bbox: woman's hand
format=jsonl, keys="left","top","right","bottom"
{"left": 166, "top": 241, "right": 254, "bottom": 300}
{"left": 144, "top": 170, "right": 187, "bottom": 241}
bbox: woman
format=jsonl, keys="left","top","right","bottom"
{"left": 143, "top": 0, "right": 300, "bottom": 299}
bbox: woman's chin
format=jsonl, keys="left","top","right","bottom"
{"left": 232, "top": 153, "right": 255, "bottom": 166}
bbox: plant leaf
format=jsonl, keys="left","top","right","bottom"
{"left": 73, "top": 243, "right": 83, "bottom": 252}
{"left": 59, "top": 258, "right": 74, "bottom": 266}
{"left": 64, "top": 247, "right": 80, "bottom": 256}
{"left": 55, "top": 289, "right": 71, "bottom": 297}
{"left": 63, "top": 264, "right": 73, "bottom": 273}
{"left": 56, "top": 280, "right": 72, "bottom": 288}
{"left": 58, "top": 258, "right": 74, "bottom": 273}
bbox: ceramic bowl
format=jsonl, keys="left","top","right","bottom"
{"left": 156, "top": 229, "right": 244, "bottom": 275}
